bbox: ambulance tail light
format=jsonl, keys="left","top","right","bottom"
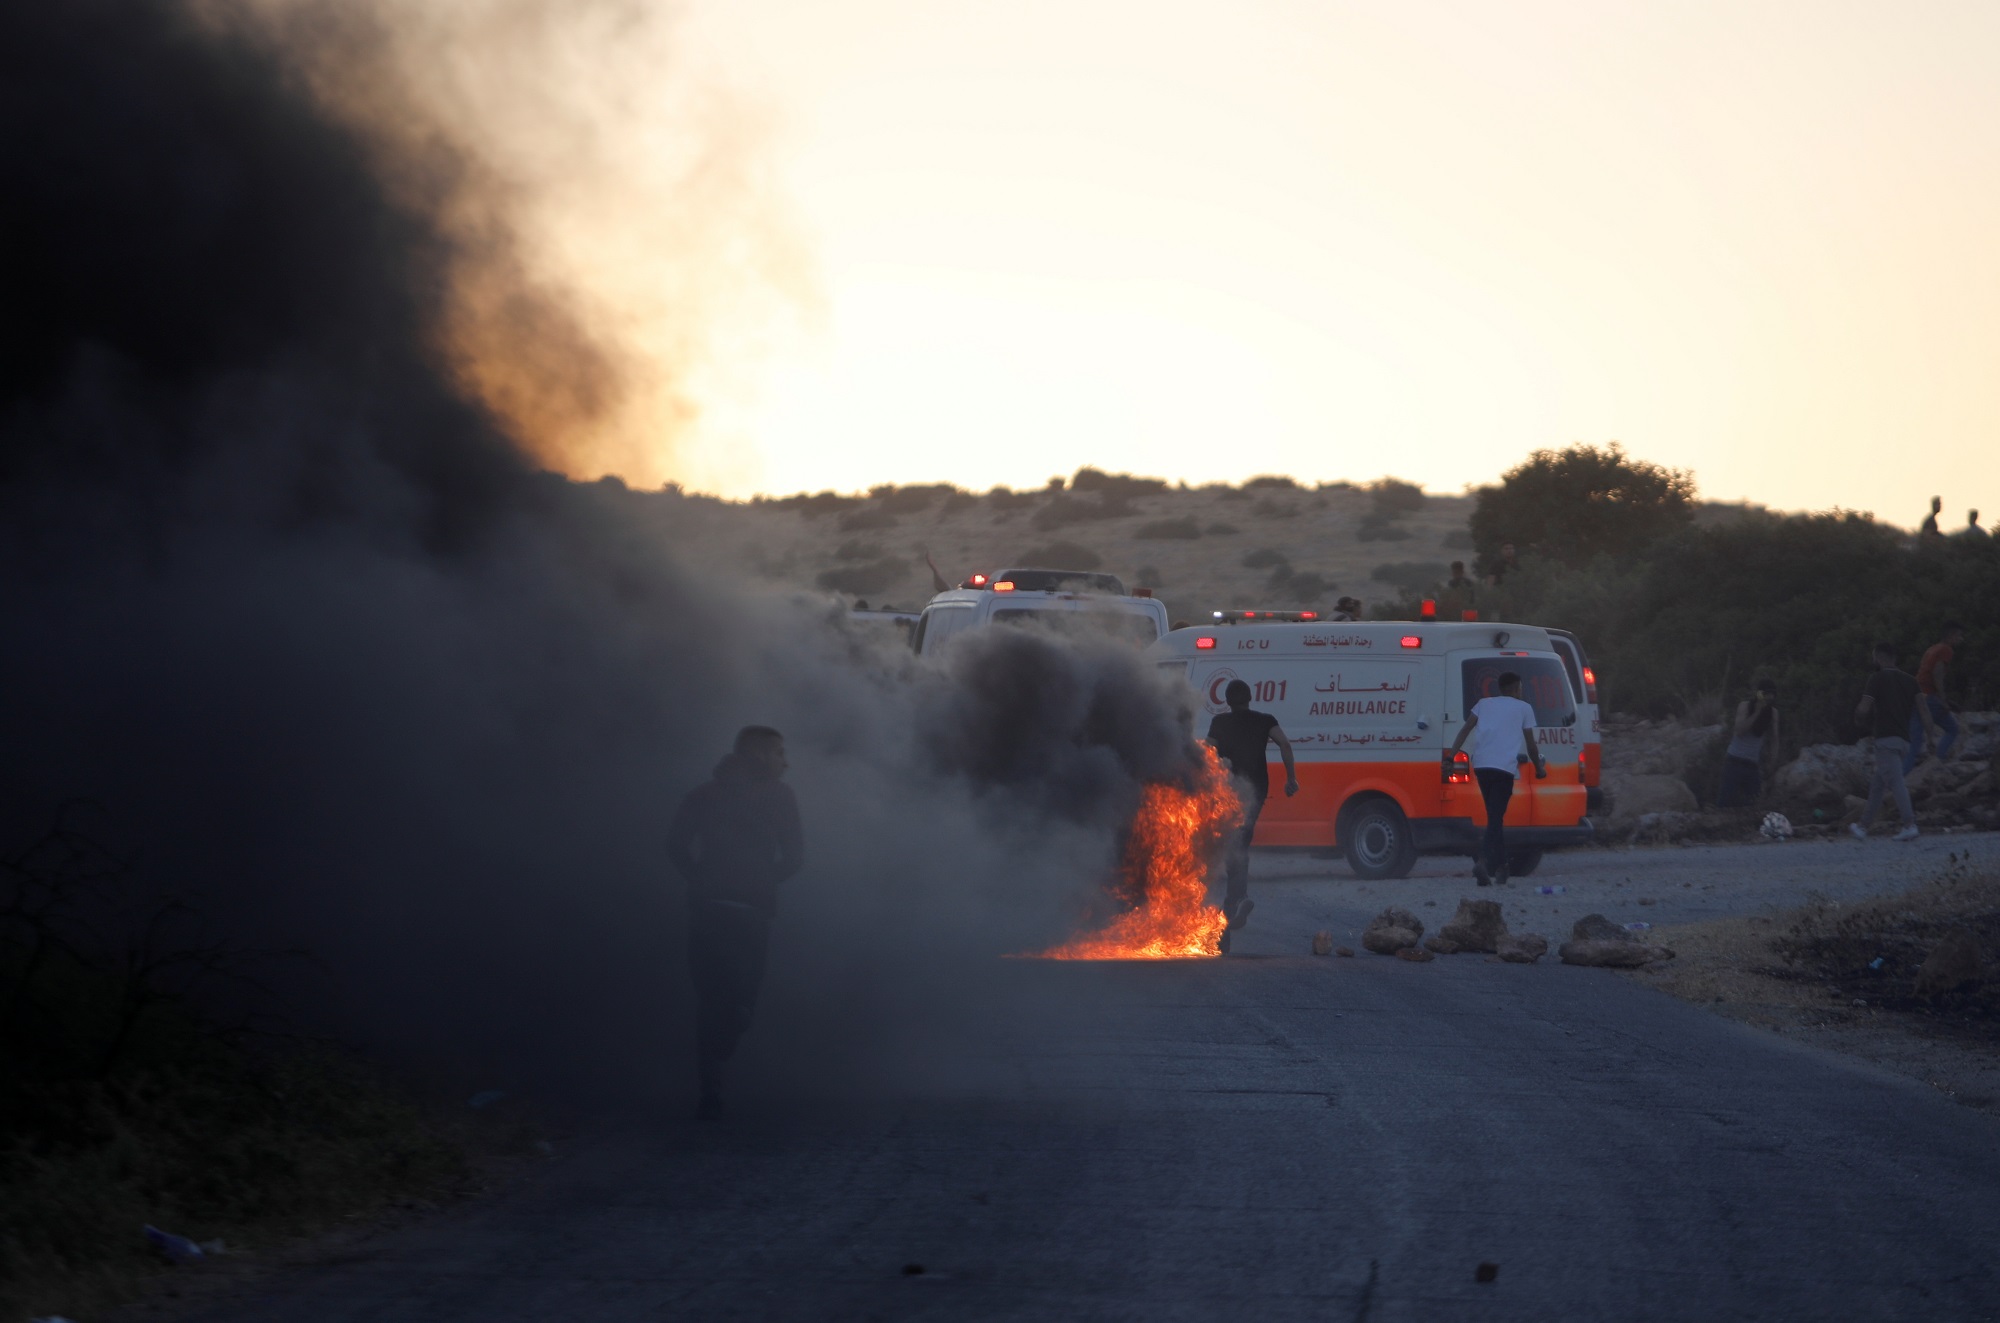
{"left": 1582, "top": 741, "right": 1601, "bottom": 787}
{"left": 1399, "top": 635, "right": 1422, "bottom": 649}
{"left": 1582, "top": 665, "right": 1599, "bottom": 703}
{"left": 1461, "top": 609, "right": 1479, "bottom": 621}
{"left": 1420, "top": 598, "right": 1437, "bottom": 620}
{"left": 1195, "top": 636, "right": 1216, "bottom": 650}
{"left": 993, "top": 580, "right": 1016, "bottom": 592}
{"left": 1443, "top": 750, "right": 1472, "bottom": 785}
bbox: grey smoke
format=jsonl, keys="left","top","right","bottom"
{"left": 0, "top": 0, "right": 1207, "bottom": 1103}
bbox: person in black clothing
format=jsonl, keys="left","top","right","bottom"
{"left": 1850, "top": 644, "right": 1937, "bottom": 842}
{"left": 1205, "top": 679, "right": 1297, "bottom": 951}
{"left": 666, "top": 725, "right": 804, "bottom": 1120}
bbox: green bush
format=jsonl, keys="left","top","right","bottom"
{"left": 1369, "top": 478, "right": 1426, "bottom": 517}
{"left": 1371, "top": 561, "right": 1448, "bottom": 592}
{"left": 1070, "top": 468, "right": 1169, "bottom": 499}
{"left": 1135, "top": 517, "right": 1202, "bottom": 540}
{"left": 1469, "top": 443, "right": 1694, "bottom": 568}
{"left": 1012, "top": 541, "right": 1103, "bottom": 571}
{"left": 816, "top": 558, "right": 910, "bottom": 595}
{"left": 1384, "top": 510, "right": 2000, "bottom": 745}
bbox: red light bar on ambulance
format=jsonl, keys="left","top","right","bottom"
{"left": 1195, "top": 636, "right": 1216, "bottom": 650}
{"left": 1399, "top": 636, "right": 1422, "bottom": 649}
{"left": 1420, "top": 598, "right": 1437, "bottom": 620}
{"left": 1210, "top": 610, "right": 1321, "bottom": 624}
{"left": 965, "top": 573, "right": 989, "bottom": 588}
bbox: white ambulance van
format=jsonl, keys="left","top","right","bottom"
{"left": 1148, "top": 617, "right": 1594, "bottom": 879}
{"left": 911, "top": 568, "right": 1170, "bottom": 657}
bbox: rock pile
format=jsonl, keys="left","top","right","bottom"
{"left": 1558, "top": 914, "right": 1675, "bottom": 968}
{"left": 1914, "top": 927, "right": 1987, "bottom": 998}
{"left": 1362, "top": 907, "right": 1424, "bottom": 955}
{"left": 1424, "top": 899, "right": 1507, "bottom": 954}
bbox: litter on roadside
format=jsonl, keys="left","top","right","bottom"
{"left": 1536, "top": 886, "right": 1566, "bottom": 895}
{"left": 1623, "top": 922, "right": 1652, "bottom": 932}
{"left": 144, "top": 1225, "right": 204, "bottom": 1264}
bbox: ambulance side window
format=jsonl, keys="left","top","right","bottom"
{"left": 1549, "top": 638, "right": 1584, "bottom": 704}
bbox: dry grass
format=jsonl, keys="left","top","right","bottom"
{"left": 661, "top": 479, "right": 1478, "bottom": 623}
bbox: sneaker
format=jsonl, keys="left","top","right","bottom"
{"left": 1849, "top": 823, "right": 1868, "bottom": 841}
{"left": 1893, "top": 826, "right": 1920, "bottom": 842}
{"left": 1474, "top": 857, "right": 1492, "bottom": 886}
{"left": 1233, "top": 898, "right": 1255, "bottom": 931}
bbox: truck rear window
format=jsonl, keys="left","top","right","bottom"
{"left": 1461, "top": 657, "right": 1576, "bottom": 727}
{"left": 992, "top": 608, "right": 1160, "bottom": 645}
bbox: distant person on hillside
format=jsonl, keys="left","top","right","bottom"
{"left": 1850, "top": 644, "right": 1937, "bottom": 842}
{"left": 1717, "top": 680, "right": 1780, "bottom": 807}
{"left": 667, "top": 725, "right": 804, "bottom": 1120}
{"left": 1446, "top": 561, "right": 1477, "bottom": 594}
{"left": 1904, "top": 622, "right": 1965, "bottom": 773}
{"left": 1966, "top": 510, "right": 1988, "bottom": 539}
{"left": 1327, "top": 596, "right": 1362, "bottom": 621}
{"left": 1206, "top": 679, "right": 1298, "bottom": 952}
{"left": 1446, "top": 671, "right": 1546, "bottom": 886}
{"left": 1919, "top": 496, "right": 1943, "bottom": 539}
{"left": 1483, "top": 542, "right": 1520, "bottom": 586}
{"left": 1443, "top": 561, "right": 1479, "bottom": 619}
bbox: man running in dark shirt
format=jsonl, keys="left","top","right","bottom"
{"left": 1851, "top": 644, "right": 1937, "bottom": 842}
{"left": 1205, "top": 680, "right": 1297, "bottom": 951}
{"left": 667, "top": 725, "right": 803, "bottom": 1119}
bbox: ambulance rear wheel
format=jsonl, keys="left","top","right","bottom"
{"left": 1341, "top": 799, "right": 1416, "bottom": 880}
{"left": 1505, "top": 847, "right": 1545, "bottom": 877}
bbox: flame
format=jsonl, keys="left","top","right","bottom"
{"left": 1037, "top": 747, "right": 1244, "bottom": 960}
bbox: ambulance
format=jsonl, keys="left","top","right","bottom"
{"left": 910, "top": 568, "right": 1170, "bottom": 656}
{"left": 1148, "top": 615, "right": 1595, "bottom": 879}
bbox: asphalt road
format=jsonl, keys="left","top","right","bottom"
{"left": 186, "top": 836, "right": 2000, "bottom": 1322}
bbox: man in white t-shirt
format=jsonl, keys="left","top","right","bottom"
{"left": 1444, "top": 672, "right": 1546, "bottom": 885}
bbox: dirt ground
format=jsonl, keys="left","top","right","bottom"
{"left": 1627, "top": 854, "right": 2000, "bottom": 1115}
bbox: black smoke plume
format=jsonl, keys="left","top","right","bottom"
{"left": 0, "top": 0, "right": 1208, "bottom": 1101}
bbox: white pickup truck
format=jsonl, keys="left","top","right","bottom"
{"left": 909, "top": 567, "right": 1169, "bottom": 656}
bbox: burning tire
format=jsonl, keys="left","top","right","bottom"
{"left": 1341, "top": 797, "right": 1416, "bottom": 880}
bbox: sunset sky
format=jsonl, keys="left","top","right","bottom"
{"left": 670, "top": 0, "right": 1999, "bottom": 521}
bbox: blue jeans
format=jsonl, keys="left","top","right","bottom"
{"left": 1903, "top": 697, "right": 1958, "bottom": 772}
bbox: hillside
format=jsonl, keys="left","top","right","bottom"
{"left": 652, "top": 472, "right": 1478, "bottom": 625}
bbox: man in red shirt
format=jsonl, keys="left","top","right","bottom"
{"left": 1903, "top": 622, "right": 1965, "bottom": 774}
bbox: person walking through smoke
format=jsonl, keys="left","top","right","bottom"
{"left": 1206, "top": 679, "right": 1297, "bottom": 952}
{"left": 1851, "top": 644, "right": 1938, "bottom": 842}
{"left": 667, "top": 726, "right": 803, "bottom": 1120}
{"left": 1446, "top": 671, "right": 1546, "bottom": 885}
